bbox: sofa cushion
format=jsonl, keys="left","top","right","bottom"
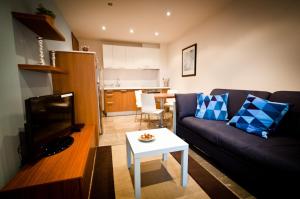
{"left": 195, "top": 92, "right": 229, "bottom": 121}
{"left": 180, "top": 117, "right": 300, "bottom": 173}
{"left": 227, "top": 94, "right": 289, "bottom": 139}
{"left": 175, "top": 93, "right": 197, "bottom": 120}
{"left": 210, "top": 89, "right": 271, "bottom": 119}
{"left": 269, "top": 91, "right": 300, "bottom": 137}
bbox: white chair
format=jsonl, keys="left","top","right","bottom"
{"left": 134, "top": 90, "right": 142, "bottom": 120}
{"left": 164, "top": 89, "right": 178, "bottom": 111}
{"left": 140, "top": 93, "right": 164, "bottom": 129}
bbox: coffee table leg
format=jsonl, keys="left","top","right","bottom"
{"left": 134, "top": 157, "right": 141, "bottom": 199}
{"left": 126, "top": 138, "right": 131, "bottom": 169}
{"left": 162, "top": 153, "right": 168, "bottom": 161}
{"left": 181, "top": 148, "right": 188, "bottom": 187}
{"left": 160, "top": 98, "right": 164, "bottom": 127}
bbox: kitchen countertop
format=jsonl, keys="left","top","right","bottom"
{"left": 104, "top": 86, "right": 170, "bottom": 90}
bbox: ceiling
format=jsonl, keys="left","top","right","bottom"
{"left": 54, "top": 0, "right": 230, "bottom": 43}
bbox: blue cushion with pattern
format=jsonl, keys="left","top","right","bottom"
{"left": 227, "top": 94, "right": 289, "bottom": 139}
{"left": 195, "top": 93, "right": 229, "bottom": 121}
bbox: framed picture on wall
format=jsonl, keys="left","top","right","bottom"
{"left": 182, "top": 43, "right": 197, "bottom": 77}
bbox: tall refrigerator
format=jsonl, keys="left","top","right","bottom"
{"left": 52, "top": 51, "right": 103, "bottom": 145}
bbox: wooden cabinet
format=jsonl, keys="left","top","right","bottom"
{"left": 104, "top": 88, "right": 169, "bottom": 115}
{"left": 104, "top": 90, "right": 136, "bottom": 113}
{"left": 0, "top": 125, "right": 96, "bottom": 199}
{"left": 52, "top": 51, "right": 100, "bottom": 142}
{"left": 102, "top": 44, "right": 160, "bottom": 69}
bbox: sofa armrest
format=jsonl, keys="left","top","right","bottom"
{"left": 175, "top": 93, "right": 197, "bottom": 121}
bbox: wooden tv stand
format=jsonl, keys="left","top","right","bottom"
{"left": 0, "top": 125, "right": 96, "bottom": 199}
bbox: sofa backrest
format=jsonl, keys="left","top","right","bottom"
{"left": 175, "top": 93, "right": 197, "bottom": 120}
{"left": 269, "top": 91, "right": 300, "bottom": 137}
{"left": 210, "top": 88, "right": 271, "bottom": 119}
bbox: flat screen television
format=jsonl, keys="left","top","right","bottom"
{"left": 24, "top": 92, "right": 75, "bottom": 162}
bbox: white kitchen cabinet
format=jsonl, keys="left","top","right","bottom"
{"left": 103, "top": 44, "right": 113, "bottom": 68}
{"left": 103, "top": 44, "right": 160, "bottom": 69}
{"left": 141, "top": 48, "right": 160, "bottom": 69}
{"left": 112, "top": 45, "right": 126, "bottom": 68}
{"left": 126, "top": 46, "right": 141, "bottom": 68}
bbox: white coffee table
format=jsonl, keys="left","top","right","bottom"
{"left": 126, "top": 128, "right": 189, "bottom": 199}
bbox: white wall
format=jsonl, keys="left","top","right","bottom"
{"left": 0, "top": 0, "right": 72, "bottom": 188}
{"left": 167, "top": 0, "right": 300, "bottom": 94}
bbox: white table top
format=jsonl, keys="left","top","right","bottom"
{"left": 126, "top": 128, "right": 188, "bottom": 158}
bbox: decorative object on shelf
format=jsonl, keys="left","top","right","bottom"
{"left": 182, "top": 43, "right": 197, "bottom": 77}
{"left": 37, "top": 36, "right": 45, "bottom": 65}
{"left": 35, "top": 3, "right": 56, "bottom": 25}
{"left": 162, "top": 78, "right": 169, "bottom": 87}
{"left": 81, "top": 44, "right": 89, "bottom": 51}
{"left": 115, "top": 78, "right": 120, "bottom": 87}
{"left": 50, "top": 50, "right": 56, "bottom": 67}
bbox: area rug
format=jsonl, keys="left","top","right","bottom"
{"left": 171, "top": 152, "right": 238, "bottom": 199}
{"left": 90, "top": 146, "right": 115, "bottom": 199}
{"left": 91, "top": 146, "right": 239, "bottom": 199}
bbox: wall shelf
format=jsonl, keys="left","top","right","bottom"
{"left": 18, "top": 64, "right": 66, "bottom": 74}
{"left": 12, "top": 12, "right": 65, "bottom": 41}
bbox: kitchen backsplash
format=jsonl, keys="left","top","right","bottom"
{"left": 104, "top": 80, "right": 158, "bottom": 88}
{"left": 103, "top": 68, "right": 159, "bottom": 88}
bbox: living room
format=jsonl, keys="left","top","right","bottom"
{"left": 1, "top": 0, "right": 300, "bottom": 199}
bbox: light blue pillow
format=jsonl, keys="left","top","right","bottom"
{"left": 195, "top": 93, "right": 229, "bottom": 121}
{"left": 227, "top": 94, "right": 289, "bottom": 139}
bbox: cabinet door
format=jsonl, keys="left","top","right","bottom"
{"left": 151, "top": 48, "right": 160, "bottom": 69}
{"left": 140, "top": 48, "right": 160, "bottom": 69}
{"left": 103, "top": 44, "right": 113, "bottom": 68}
{"left": 120, "top": 90, "right": 137, "bottom": 111}
{"left": 112, "top": 45, "right": 126, "bottom": 68}
{"left": 104, "top": 91, "right": 123, "bottom": 112}
{"left": 126, "top": 46, "right": 138, "bottom": 68}
{"left": 140, "top": 48, "right": 151, "bottom": 68}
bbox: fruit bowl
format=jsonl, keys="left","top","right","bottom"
{"left": 138, "top": 133, "right": 155, "bottom": 142}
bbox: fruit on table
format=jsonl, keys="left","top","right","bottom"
{"left": 141, "top": 133, "right": 154, "bottom": 140}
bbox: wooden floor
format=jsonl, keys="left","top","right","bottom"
{"left": 100, "top": 114, "right": 254, "bottom": 199}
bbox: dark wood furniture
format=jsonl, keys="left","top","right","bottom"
{"left": 18, "top": 64, "right": 65, "bottom": 74}
{"left": 0, "top": 125, "right": 96, "bottom": 199}
{"left": 12, "top": 12, "right": 65, "bottom": 41}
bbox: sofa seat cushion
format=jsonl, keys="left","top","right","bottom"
{"left": 180, "top": 117, "right": 300, "bottom": 173}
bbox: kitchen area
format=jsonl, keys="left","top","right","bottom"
{"left": 101, "top": 43, "right": 170, "bottom": 116}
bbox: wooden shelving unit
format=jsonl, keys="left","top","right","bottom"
{"left": 18, "top": 64, "right": 66, "bottom": 74}
{"left": 12, "top": 12, "right": 65, "bottom": 41}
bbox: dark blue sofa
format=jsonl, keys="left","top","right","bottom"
{"left": 175, "top": 89, "right": 300, "bottom": 198}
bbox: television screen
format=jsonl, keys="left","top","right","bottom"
{"left": 24, "top": 92, "right": 75, "bottom": 161}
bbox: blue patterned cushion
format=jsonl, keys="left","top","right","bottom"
{"left": 227, "top": 94, "right": 289, "bottom": 139}
{"left": 195, "top": 93, "right": 229, "bottom": 121}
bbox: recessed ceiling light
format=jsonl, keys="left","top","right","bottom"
{"left": 129, "top": 28, "right": 134, "bottom": 34}
{"left": 101, "top": 25, "right": 106, "bottom": 31}
{"left": 166, "top": 11, "right": 171, "bottom": 16}
{"left": 154, "top": 32, "right": 159, "bottom": 36}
